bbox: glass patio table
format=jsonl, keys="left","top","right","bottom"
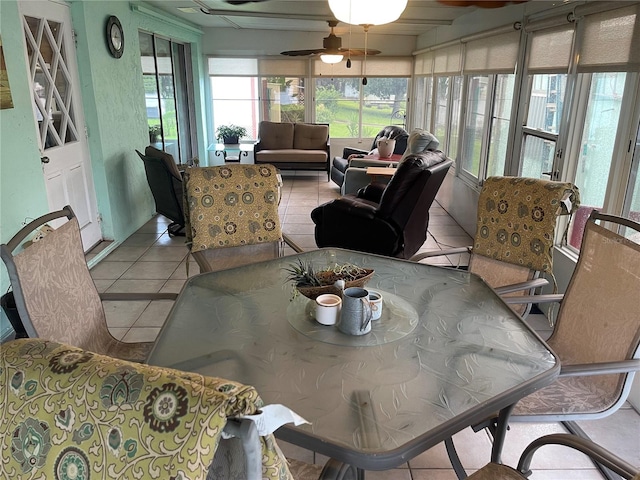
{"left": 148, "top": 248, "right": 558, "bottom": 472}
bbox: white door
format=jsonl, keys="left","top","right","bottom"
{"left": 20, "top": 0, "right": 101, "bottom": 251}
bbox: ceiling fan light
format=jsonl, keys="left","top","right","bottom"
{"left": 320, "top": 53, "right": 344, "bottom": 64}
{"left": 328, "top": 0, "right": 408, "bottom": 26}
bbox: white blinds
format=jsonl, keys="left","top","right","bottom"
{"left": 463, "top": 30, "right": 520, "bottom": 74}
{"left": 414, "top": 51, "right": 433, "bottom": 75}
{"left": 208, "top": 58, "right": 258, "bottom": 76}
{"left": 577, "top": 4, "right": 640, "bottom": 72}
{"left": 433, "top": 44, "right": 462, "bottom": 75}
{"left": 208, "top": 56, "right": 412, "bottom": 78}
{"left": 312, "top": 57, "right": 412, "bottom": 77}
{"left": 527, "top": 24, "right": 575, "bottom": 73}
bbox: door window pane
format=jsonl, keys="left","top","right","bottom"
{"left": 448, "top": 76, "right": 463, "bottom": 160}
{"left": 568, "top": 72, "right": 627, "bottom": 248}
{"left": 315, "top": 78, "right": 361, "bottom": 138}
{"left": 520, "top": 73, "right": 567, "bottom": 178}
{"left": 434, "top": 77, "right": 449, "bottom": 143}
{"left": 363, "top": 77, "right": 408, "bottom": 134}
{"left": 527, "top": 74, "right": 566, "bottom": 134}
{"left": 139, "top": 32, "right": 195, "bottom": 163}
{"left": 460, "top": 75, "right": 488, "bottom": 177}
{"left": 487, "top": 74, "right": 515, "bottom": 177}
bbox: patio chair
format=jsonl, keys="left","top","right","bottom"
{"left": 182, "top": 164, "right": 302, "bottom": 273}
{"left": 410, "top": 176, "right": 580, "bottom": 317}
{"left": 0, "top": 205, "right": 177, "bottom": 362}
{"left": 448, "top": 211, "right": 640, "bottom": 479}
{"left": 467, "top": 434, "right": 639, "bottom": 480}
{"left": 136, "top": 145, "right": 186, "bottom": 236}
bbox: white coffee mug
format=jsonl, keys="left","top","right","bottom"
{"left": 368, "top": 290, "right": 383, "bottom": 320}
{"left": 315, "top": 294, "right": 342, "bottom": 326}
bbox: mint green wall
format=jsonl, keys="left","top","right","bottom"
{"left": 0, "top": 0, "right": 205, "bottom": 338}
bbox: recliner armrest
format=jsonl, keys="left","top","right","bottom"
{"left": 325, "top": 197, "right": 378, "bottom": 220}
{"left": 357, "top": 183, "right": 386, "bottom": 203}
{"left": 342, "top": 147, "right": 369, "bottom": 158}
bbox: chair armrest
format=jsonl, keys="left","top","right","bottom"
{"left": 327, "top": 197, "right": 378, "bottom": 220}
{"left": 494, "top": 278, "right": 549, "bottom": 295}
{"left": 559, "top": 359, "right": 640, "bottom": 377}
{"left": 348, "top": 158, "right": 398, "bottom": 169}
{"left": 357, "top": 183, "right": 386, "bottom": 203}
{"left": 343, "top": 147, "right": 368, "bottom": 158}
{"left": 518, "top": 434, "right": 640, "bottom": 479}
{"left": 409, "top": 247, "right": 472, "bottom": 262}
{"left": 502, "top": 294, "right": 564, "bottom": 304}
{"left": 100, "top": 292, "right": 178, "bottom": 301}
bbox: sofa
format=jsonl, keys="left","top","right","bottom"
{"left": 0, "top": 338, "right": 293, "bottom": 480}
{"left": 341, "top": 129, "right": 441, "bottom": 195}
{"left": 254, "top": 121, "right": 330, "bottom": 178}
{"left": 330, "top": 126, "right": 408, "bottom": 188}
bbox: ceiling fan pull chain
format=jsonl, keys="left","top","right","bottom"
{"left": 347, "top": 23, "right": 352, "bottom": 68}
{"left": 362, "top": 25, "right": 368, "bottom": 85}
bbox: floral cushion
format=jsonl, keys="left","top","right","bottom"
{"left": 474, "top": 176, "right": 580, "bottom": 274}
{"left": 183, "top": 165, "right": 282, "bottom": 252}
{"left": 0, "top": 339, "right": 292, "bottom": 480}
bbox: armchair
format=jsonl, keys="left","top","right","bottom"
{"left": 330, "top": 125, "right": 408, "bottom": 188}
{"left": 136, "top": 146, "right": 186, "bottom": 236}
{"left": 342, "top": 128, "right": 441, "bottom": 195}
{"left": 312, "top": 151, "right": 453, "bottom": 259}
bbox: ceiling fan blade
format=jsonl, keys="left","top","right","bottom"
{"left": 224, "top": 0, "right": 271, "bottom": 4}
{"left": 339, "top": 48, "right": 382, "bottom": 56}
{"left": 280, "top": 49, "right": 325, "bottom": 57}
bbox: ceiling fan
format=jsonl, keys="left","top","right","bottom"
{"left": 280, "top": 21, "right": 381, "bottom": 61}
{"left": 222, "top": 0, "right": 270, "bottom": 4}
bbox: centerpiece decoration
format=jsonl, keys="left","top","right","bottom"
{"left": 284, "top": 259, "right": 373, "bottom": 300}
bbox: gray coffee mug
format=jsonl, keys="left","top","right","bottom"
{"left": 338, "top": 287, "right": 372, "bottom": 335}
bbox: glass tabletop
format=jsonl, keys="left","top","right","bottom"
{"left": 206, "top": 142, "right": 254, "bottom": 152}
{"left": 148, "top": 249, "right": 558, "bottom": 470}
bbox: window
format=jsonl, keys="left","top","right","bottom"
{"left": 520, "top": 73, "right": 567, "bottom": 179}
{"left": 208, "top": 58, "right": 308, "bottom": 140}
{"left": 412, "top": 76, "right": 433, "bottom": 132}
{"left": 486, "top": 74, "right": 515, "bottom": 178}
{"left": 139, "top": 31, "right": 195, "bottom": 164}
{"left": 460, "top": 76, "right": 488, "bottom": 176}
{"left": 314, "top": 79, "right": 409, "bottom": 138}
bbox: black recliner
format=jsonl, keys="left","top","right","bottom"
{"left": 312, "top": 151, "right": 453, "bottom": 259}
{"left": 136, "top": 146, "right": 186, "bottom": 236}
{"left": 330, "top": 126, "right": 409, "bottom": 187}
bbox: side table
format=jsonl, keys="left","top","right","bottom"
{"left": 207, "top": 143, "right": 253, "bottom": 163}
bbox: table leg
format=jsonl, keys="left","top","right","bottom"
{"left": 491, "top": 403, "right": 516, "bottom": 464}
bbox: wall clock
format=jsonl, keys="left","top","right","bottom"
{"left": 106, "top": 16, "right": 124, "bottom": 58}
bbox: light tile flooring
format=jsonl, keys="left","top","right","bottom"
{"left": 89, "top": 171, "right": 639, "bottom": 479}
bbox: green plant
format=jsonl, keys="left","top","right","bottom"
{"left": 284, "top": 260, "right": 369, "bottom": 287}
{"left": 148, "top": 124, "right": 162, "bottom": 143}
{"left": 215, "top": 124, "right": 247, "bottom": 142}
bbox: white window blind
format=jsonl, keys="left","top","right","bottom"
{"left": 433, "top": 44, "right": 462, "bottom": 75}
{"left": 463, "top": 30, "right": 520, "bottom": 74}
{"left": 414, "top": 51, "right": 434, "bottom": 75}
{"left": 208, "top": 58, "right": 258, "bottom": 76}
{"left": 312, "top": 57, "right": 412, "bottom": 77}
{"left": 258, "top": 59, "right": 308, "bottom": 76}
{"left": 577, "top": 4, "right": 640, "bottom": 72}
{"left": 527, "top": 24, "right": 575, "bottom": 73}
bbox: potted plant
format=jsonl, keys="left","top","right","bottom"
{"left": 215, "top": 124, "right": 248, "bottom": 145}
{"left": 284, "top": 259, "right": 373, "bottom": 300}
{"left": 148, "top": 124, "right": 162, "bottom": 144}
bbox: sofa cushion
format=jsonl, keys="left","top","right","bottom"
{"left": 0, "top": 338, "right": 294, "bottom": 480}
{"left": 293, "top": 123, "right": 328, "bottom": 150}
{"left": 256, "top": 149, "right": 328, "bottom": 164}
{"left": 183, "top": 164, "right": 282, "bottom": 251}
{"left": 258, "top": 121, "right": 295, "bottom": 150}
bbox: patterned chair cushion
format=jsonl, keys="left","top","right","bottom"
{"left": 0, "top": 339, "right": 292, "bottom": 480}
{"left": 474, "top": 176, "right": 580, "bottom": 274}
{"left": 183, "top": 165, "right": 282, "bottom": 252}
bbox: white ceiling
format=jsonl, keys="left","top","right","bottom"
{"left": 145, "top": 0, "right": 481, "bottom": 37}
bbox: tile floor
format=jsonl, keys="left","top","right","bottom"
{"left": 89, "top": 171, "right": 639, "bottom": 479}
